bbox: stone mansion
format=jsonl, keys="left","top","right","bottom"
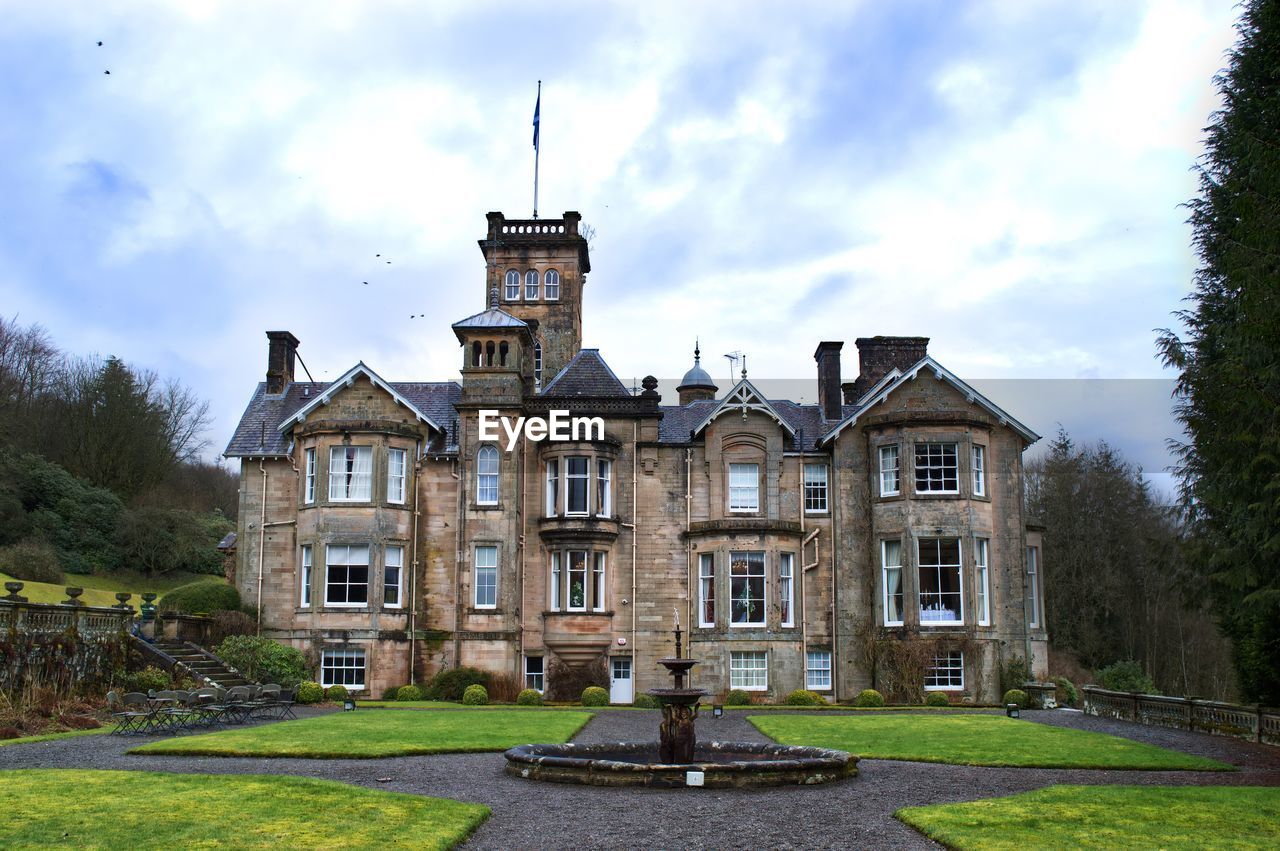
{"left": 225, "top": 210, "right": 1048, "bottom": 703}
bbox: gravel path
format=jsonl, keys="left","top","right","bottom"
{"left": 2, "top": 708, "right": 1277, "bottom": 850}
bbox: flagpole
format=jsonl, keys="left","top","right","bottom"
{"left": 533, "top": 80, "right": 541, "bottom": 219}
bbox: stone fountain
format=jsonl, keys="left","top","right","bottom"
{"left": 505, "top": 612, "right": 858, "bottom": 788}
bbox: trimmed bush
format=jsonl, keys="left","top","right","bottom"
{"left": 424, "top": 667, "right": 492, "bottom": 702}
{"left": 462, "top": 684, "right": 489, "bottom": 705}
{"left": 159, "top": 580, "right": 240, "bottom": 615}
{"left": 295, "top": 682, "right": 323, "bottom": 704}
{"left": 213, "top": 635, "right": 307, "bottom": 687}
{"left": 325, "top": 684, "right": 349, "bottom": 702}
{"left": 855, "top": 689, "right": 885, "bottom": 708}
{"left": 395, "top": 685, "right": 425, "bottom": 702}
{"left": 118, "top": 666, "right": 171, "bottom": 694}
{"left": 925, "top": 691, "right": 951, "bottom": 707}
{"left": 1053, "top": 676, "right": 1080, "bottom": 707}
{"left": 1096, "top": 660, "right": 1159, "bottom": 695}
{"left": 785, "top": 689, "right": 827, "bottom": 707}
{"left": 1003, "top": 689, "right": 1029, "bottom": 709}
{"left": 516, "top": 688, "right": 543, "bottom": 706}
{"left": 1000, "top": 654, "right": 1032, "bottom": 696}
{"left": 0, "top": 538, "right": 64, "bottom": 584}
{"left": 633, "top": 693, "right": 660, "bottom": 709}
{"left": 580, "top": 686, "right": 609, "bottom": 706}
{"left": 725, "top": 689, "right": 752, "bottom": 706}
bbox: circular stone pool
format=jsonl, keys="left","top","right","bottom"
{"left": 503, "top": 741, "right": 858, "bottom": 788}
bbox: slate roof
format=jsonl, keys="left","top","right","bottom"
{"left": 451, "top": 307, "right": 529, "bottom": 334}
{"left": 224, "top": 380, "right": 461, "bottom": 457}
{"left": 542, "top": 349, "right": 631, "bottom": 397}
{"left": 656, "top": 398, "right": 833, "bottom": 451}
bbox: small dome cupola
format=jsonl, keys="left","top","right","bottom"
{"left": 677, "top": 341, "right": 718, "bottom": 405}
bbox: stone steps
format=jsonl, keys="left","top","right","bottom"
{"left": 153, "top": 640, "right": 253, "bottom": 689}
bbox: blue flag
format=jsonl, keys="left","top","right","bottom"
{"left": 532, "top": 90, "right": 540, "bottom": 150}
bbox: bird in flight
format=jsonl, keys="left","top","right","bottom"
{"left": 104, "top": 70, "right": 110, "bottom": 75}
{"left": 97, "top": 41, "right": 103, "bottom": 46}
{"left": 362, "top": 281, "right": 369, "bottom": 286}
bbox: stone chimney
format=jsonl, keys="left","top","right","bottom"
{"left": 265, "top": 331, "right": 300, "bottom": 395}
{"left": 814, "top": 341, "right": 844, "bottom": 421}
{"left": 842, "top": 336, "right": 929, "bottom": 403}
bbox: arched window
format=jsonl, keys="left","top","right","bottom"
{"left": 499, "top": 341, "right": 509, "bottom": 366}
{"left": 544, "top": 269, "right": 560, "bottom": 300}
{"left": 534, "top": 341, "right": 543, "bottom": 386}
{"left": 504, "top": 269, "right": 520, "bottom": 300}
{"left": 471, "top": 341, "right": 482, "bottom": 367}
{"left": 485, "top": 340, "right": 496, "bottom": 366}
{"left": 476, "top": 446, "right": 499, "bottom": 505}
{"left": 525, "top": 269, "right": 539, "bottom": 300}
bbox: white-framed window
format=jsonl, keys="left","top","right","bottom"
{"left": 476, "top": 445, "right": 499, "bottom": 505}
{"left": 698, "top": 553, "right": 715, "bottom": 627}
{"left": 925, "top": 651, "right": 964, "bottom": 690}
{"left": 976, "top": 538, "right": 990, "bottom": 626}
{"left": 882, "top": 539, "right": 903, "bottom": 626}
{"left": 534, "top": 341, "right": 543, "bottom": 386}
{"left": 972, "top": 444, "right": 986, "bottom": 497}
{"left": 550, "top": 551, "right": 561, "bottom": 611}
{"left": 730, "top": 650, "right": 768, "bottom": 690}
{"left": 566, "top": 550, "right": 588, "bottom": 611}
{"left": 1027, "top": 545, "right": 1041, "bottom": 628}
{"left": 915, "top": 443, "right": 959, "bottom": 494}
{"left": 300, "top": 545, "right": 312, "bottom": 607}
{"left": 779, "top": 553, "right": 794, "bottom": 627}
{"left": 806, "top": 650, "right": 832, "bottom": 691}
{"left": 728, "top": 463, "right": 759, "bottom": 512}
{"left": 803, "top": 463, "right": 828, "bottom": 513}
{"left": 592, "top": 552, "right": 606, "bottom": 612}
{"left": 879, "top": 445, "right": 900, "bottom": 496}
{"left": 730, "top": 551, "right": 765, "bottom": 627}
{"left": 325, "top": 544, "right": 369, "bottom": 607}
{"left": 329, "top": 446, "right": 372, "bottom": 501}
{"left": 544, "top": 269, "right": 560, "bottom": 300}
{"left": 387, "top": 447, "right": 407, "bottom": 504}
{"left": 474, "top": 545, "right": 497, "bottom": 609}
{"left": 321, "top": 648, "right": 366, "bottom": 690}
{"left": 596, "top": 459, "right": 612, "bottom": 516}
{"left": 304, "top": 448, "right": 316, "bottom": 504}
{"left": 566, "top": 456, "right": 589, "bottom": 515}
{"left": 919, "top": 538, "right": 963, "bottom": 625}
{"left": 384, "top": 545, "right": 403, "bottom": 608}
{"left": 504, "top": 269, "right": 520, "bottom": 300}
{"left": 525, "top": 655, "right": 544, "bottom": 692}
{"left": 545, "top": 459, "right": 559, "bottom": 516}
{"left": 524, "top": 269, "right": 539, "bottom": 300}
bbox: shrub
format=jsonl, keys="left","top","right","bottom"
{"left": 424, "top": 667, "right": 492, "bottom": 702}
{"left": 1003, "top": 689, "right": 1029, "bottom": 708}
{"left": 0, "top": 727, "right": 20, "bottom": 740}
{"left": 580, "top": 686, "right": 609, "bottom": 706}
{"left": 1095, "top": 660, "right": 1159, "bottom": 695}
{"left": 207, "top": 610, "right": 257, "bottom": 646}
{"left": 213, "top": 635, "right": 307, "bottom": 687}
{"left": 462, "top": 684, "right": 489, "bottom": 705}
{"left": 58, "top": 714, "right": 101, "bottom": 730}
{"left": 855, "top": 689, "right": 885, "bottom": 708}
{"left": 0, "top": 538, "right": 64, "bottom": 584}
{"left": 295, "top": 682, "right": 323, "bottom": 704}
{"left": 395, "top": 685, "right": 425, "bottom": 702}
{"left": 487, "top": 672, "right": 522, "bottom": 703}
{"left": 159, "top": 580, "right": 240, "bottom": 615}
{"left": 725, "top": 689, "right": 752, "bottom": 706}
{"left": 516, "top": 688, "right": 543, "bottom": 706}
{"left": 118, "top": 666, "right": 171, "bottom": 694}
{"left": 1053, "top": 676, "right": 1080, "bottom": 707}
{"left": 325, "top": 684, "right": 349, "bottom": 702}
{"left": 785, "top": 689, "right": 827, "bottom": 707}
{"left": 1000, "top": 654, "right": 1032, "bottom": 696}
{"left": 633, "top": 693, "right": 660, "bottom": 709}
{"left": 925, "top": 691, "right": 951, "bottom": 707}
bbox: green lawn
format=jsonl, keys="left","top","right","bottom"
{"left": 0, "top": 769, "right": 488, "bottom": 849}
{"left": 896, "top": 785, "right": 1280, "bottom": 850}
{"left": 749, "top": 714, "right": 1232, "bottom": 770}
{"left": 132, "top": 708, "right": 593, "bottom": 758}
{"left": 0, "top": 726, "right": 112, "bottom": 748}
{"left": 0, "top": 570, "right": 208, "bottom": 608}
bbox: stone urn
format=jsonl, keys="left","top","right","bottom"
{"left": 3, "top": 581, "right": 26, "bottom": 602}
{"left": 62, "top": 586, "right": 85, "bottom": 606}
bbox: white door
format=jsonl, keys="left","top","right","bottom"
{"left": 610, "top": 657, "right": 633, "bottom": 704}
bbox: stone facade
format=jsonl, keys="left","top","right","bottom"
{"left": 226, "top": 210, "right": 1048, "bottom": 703}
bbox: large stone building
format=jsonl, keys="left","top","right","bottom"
{"left": 225, "top": 210, "right": 1048, "bottom": 703}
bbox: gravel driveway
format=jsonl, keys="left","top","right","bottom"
{"left": 2, "top": 707, "right": 1276, "bottom": 850}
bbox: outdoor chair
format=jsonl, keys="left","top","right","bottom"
{"left": 121, "top": 692, "right": 163, "bottom": 734}
{"left": 221, "top": 686, "right": 254, "bottom": 724}
{"left": 107, "top": 690, "right": 153, "bottom": 735}
{"left": 273, "top": 686, "right": 298, "bottom": 720}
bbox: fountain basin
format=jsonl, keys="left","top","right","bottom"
{"left": 504, "top": 741, "right": 858, "bottom": 788}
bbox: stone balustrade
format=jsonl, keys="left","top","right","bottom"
{"left": 1084, "top": 685, "right": 1279, "bottom": 746}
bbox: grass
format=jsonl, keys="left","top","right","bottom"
{"left": 748, "top": 714, "right": 1233, "bottom": 770}
{"left": 131, "top": 707, "right": 593, "bottom": 758}
{"left": 0, "top": 726, "right": 113, "bottom": 747}
{"left": 356, "top": 700, "right": 641, "bottom": 710}
{"left": 0, "top": 769, "right": 488, "bottom": 849}
{"left": 896, "top": 785, "right": 1280, "bottom": 850}
{"left": 0, "top": 570, "right": 209, "bottom": 608}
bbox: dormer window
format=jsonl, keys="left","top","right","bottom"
{"left": 504, "top": 269, "right": 520, "bottom": 300}
{"left": 525, "top": 269, "right": 539, "bottom": 300}
{"left": 329, "top": 446, "right": 372, "bottom": 502}
{"left": 544, "top": 269, "right": 560, "bottom": 300}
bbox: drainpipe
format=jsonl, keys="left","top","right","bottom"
{"left": 831, "top": 455, "right": 840, "bottom": 699}
{"left": 623, "top": 420, "right": 639, "bottom": 693}
{"left": 685, "top": 448, "right": 693, "bottom": 636}
{"left": 801, "top": 526, "right": 820, "bottom": 689}
{"left": 409, "top": 438, "right": 422, "bottom": 685}
{"left": 519, "top": 433, "right": 529, "bottom": 684}
{"left": 454, "top": 443, "right": 465, "bottom": 668}
{"left": 256, "top": 461, "right": 267, "bottom": 635}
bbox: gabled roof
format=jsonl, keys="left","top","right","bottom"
{"left": 691, "top": 379, "right": 797, "bottom": 437}
{"left": 542, "top": 349, "right": 631, "bottom": 397}
{"left": 279, "top": 363, "right": 446, "bottom": 434}
{"left": 451, "top": 307, "right": 529, "bottom": 341}
{"left": 818, "top": 356, "right": 1040, "bottom": 447}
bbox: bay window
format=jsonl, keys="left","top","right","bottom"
{"left": 550, "top": 552, "right": 561, "bottom": 610}
{"left": 915, "top": 443, "right": 959, "bottom": 494}
{"left": 304, "top": 448, "right": 316, "bottom": 503}
{"left": 567, "top": 550, "right": 588, "bottom": 611}
{"left": 325, "top": 544, "right": 369, "bottom": 606}
{"left": 566, "top": 456, "right": 589, "bottom": 514}
{"left": 329, "top": 446, "right": 372, "bottom": 501}
{"left": 730, "top": 551, "right": 765, "bottom": 626}
{"left": 918, "top": 537, "right": 963, "bottom": 625}
{"left": 547, "top": 548, "right": 609, "bottom": 613}
{"left": 728, "top": 463, "right": 759, "bottom": 512}
{"left": 592, "top": 552, "right": 606, "bottom": 611}
{"left": 545, "top": 459, "right": 559, "bottom": 516}
{"left": 882, "top": 539, "right": 903, "bottom": 626}
{"left": 596, "top": 460, "right": 612, "bottom": 516}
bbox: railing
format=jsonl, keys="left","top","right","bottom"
{"left": 0, "top": 597, "right": 132, "bottom": 636}
{"left": 1083, "top": 685, "right": 1279, "bottom": 746}
{"left": 157, "top": 612, "right": 213, "bottom": 645}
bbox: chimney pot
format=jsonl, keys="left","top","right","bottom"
{"left": 814, "top": 341, "right": 844, "bottom": 421}
{"left": 265, "top": 331, "right": 300, "bottom": 395}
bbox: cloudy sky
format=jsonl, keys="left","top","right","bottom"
{"left": 0, "top": 0, "right": 1239, "bottom": 489}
